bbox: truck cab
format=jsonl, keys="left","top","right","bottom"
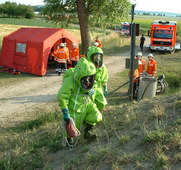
{"left": 149, "top": 21, "right": 180, "bottom": 53}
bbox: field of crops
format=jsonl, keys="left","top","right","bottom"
{"left": 134, "top": 15, "right": 181, "bottom": 37}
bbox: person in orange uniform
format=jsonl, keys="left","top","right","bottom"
{"left": 146, "top": 53, "right": 157, "bottom": 77}
{"left": 70, "top": 43, "right": 79, "bottom": 67}
{"left": 50, "top": 45, "right": 59, "bottom": 61}
{"left": 135, "top": 52, "right": 146, "bottom": 77}
{"left": 94, "top": 36, "right": 102, "bottom": 48}
{"left": 129, "top": 69, "right": 139, "bottom": 98}
{"left": 55, "top": 43, "right": 70, "bottom": 75}
{"left": 64, "top": 42, "right": 71, "bottom": 67}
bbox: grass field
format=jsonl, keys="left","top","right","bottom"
{"left": 0, "top": 16, "right": 181, "bottom": 169}
{"left": 134, "top": 16, "right": 181, "bottom": 37}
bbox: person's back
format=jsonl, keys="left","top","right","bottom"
{"left": 57, "top": 46, "right": 69, "bottom": 62}
{"left": 140, "top": 34, "right": 146, "bottom": 51}
{"left": 140, "top": 35, "right": 145, "bottom": 43}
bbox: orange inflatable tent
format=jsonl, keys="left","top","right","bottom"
{"left": 0, "top": 27, "right": 79, "bottom": 76}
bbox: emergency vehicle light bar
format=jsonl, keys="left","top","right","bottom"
{"left": 152, "top": 21, "right": 177, "bottom": 25}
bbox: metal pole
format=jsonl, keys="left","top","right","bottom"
{"left": 129, "top": 4, "right": 136, "bottom": 101}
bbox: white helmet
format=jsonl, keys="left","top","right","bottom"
{"left": 148, "top": 53, "right": 153, "bottom": 57}
{"left": 136, "top": 52, "right": 142, "bottom": 57}
{"left": 73, "top": 43, "right": 77, "bottom": 47}
{"left": 92, "top": 42, "right": 99, "bottom": 47}
{"left": 60, "top": 43, "right": 65, "bottom": 47}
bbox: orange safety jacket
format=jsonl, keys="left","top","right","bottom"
{"left": 129, "top": 69, "right": 139, "bottom": 83}
{"left": 95, "top": 40, "right": 102, "bottom": 48}
{"left": 138, "top": 59, "right": 146, "bottom": 77}
{"left": 51, "top": 49, "right": 59, "bottom": 58}
{"left": 70, "top": 47, "right": 79, "bottom": 61}
{"left": 146, "top": 59, "right": 157, "bottom": 76}
{"left": 56, "top": 48, "right": 69, "bottom": 63}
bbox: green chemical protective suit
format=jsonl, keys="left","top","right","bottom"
{"left": 57, "top": 58, "right": 102, "bottom": 131}
{"left": 86, "top": 46, "right": 108, "bottom": 110}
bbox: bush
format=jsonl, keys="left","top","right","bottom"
{"left": 166, "top": 74, "right": 181, "bottom": 88}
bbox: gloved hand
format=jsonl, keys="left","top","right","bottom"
{"left": 61, "top": 108, "right": 70, "bottom": 122}
{"left": 103, "top": 85, "right": 108, "bottom": 96}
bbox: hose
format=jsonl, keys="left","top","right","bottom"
{"left": 107, "top": 81, "right": 129, "bottom": 96}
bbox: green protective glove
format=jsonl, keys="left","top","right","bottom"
{"left": 61, "top": 108, "right": 70, "bottom": 122}
{"left": 103, "top": 85, "right": 108, "bottom": 96}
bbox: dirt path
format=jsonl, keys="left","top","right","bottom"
{"left": 0, "top": 51, "right": 131, "bottom": 128}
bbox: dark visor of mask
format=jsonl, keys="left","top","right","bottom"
{"left": 80, "top": 75, "right": 95, "bottom": 90}
{"left": 91, "top": 53, "right": 103, "bottom": 68}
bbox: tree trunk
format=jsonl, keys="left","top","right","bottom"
{"left": 76, "top": 0, "right": 91, "bottom": 53}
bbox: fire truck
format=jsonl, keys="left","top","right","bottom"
{"left": 113, "top": 22, "right": 130, "bottom": 35}
{"left": 120, "top": 22, "right": 130, "bottom": 35}
{"left": 149, "top": 21, "right": 180, "bottom": 53}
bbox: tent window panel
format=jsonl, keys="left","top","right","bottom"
{"left": 16, "top": 43, "right": 26, "bottom": 54}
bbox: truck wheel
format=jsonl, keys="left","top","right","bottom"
{"left": 150, "top": 49, "right": 154, "bottom": 53}
{"left": 170, "top": 48, "right": 175, "bottom": 54}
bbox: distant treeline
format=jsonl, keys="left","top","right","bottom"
{"left": 135, "top": 12, "right": 181, "bottom": 17}
{"left": 0, "top": 2, "right": 34, "bottom": 19}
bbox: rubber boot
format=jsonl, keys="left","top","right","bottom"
{"left": 84, "top": 124, "right": 97, "bottom": 141}
{"left": 66, "top": 137, "right": 74, "bottom": 148}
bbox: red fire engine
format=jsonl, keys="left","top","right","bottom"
{"left": 149, "top": 21, "right": 180, "bottom": 53}
{"left": 120, "top": 22, "right": 130, "bottom": 35}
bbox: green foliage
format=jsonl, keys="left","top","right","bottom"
{"left": 0, "top": 2, "right": 34, "bottom": 19}
{"left": 118, "top": 135, "right": 130, "bottom": 145}
{"left": 43, "top": 0, "right": 131, "bottom": 28}
{"left": 0, "top": 17, "right": 78, "bottom": 29}
{"left": 166, "top": 73, "right": 181, "bottom": 88}
{"left": 143, "top": 130, "right": 167, "bottom": 144}
{"left": 102, "top": 33, "right": 130, "bottom": 55}
{"left": 42, "top": 0, "right": 77, "bottom": 27}
{"left": 88, "top": 0, "right": 131, "bottom": 28}
{"left": 0, "top": 111, "right": 63, "bottom": 169}
{"left": 155, "top": 51, "right": 181, "bottom": 92}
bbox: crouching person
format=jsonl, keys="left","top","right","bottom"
{"left": 57, "top": 58, "right": 102, "bottom": 146}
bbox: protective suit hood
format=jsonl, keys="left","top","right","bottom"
{"left": 74, "top": 58, "right": 96, "bottom": 92}
{"left": 86, "top": 46, "right": 103, "bottom": 68}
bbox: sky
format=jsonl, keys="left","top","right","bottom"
{"left": 0, "top": 0, "right": 45, "bottom": 6}
{"left": 134, "top": 0, "right": 181, "bottom": 14}
{"left": 0, "top": 0, "right": 181, "bottom": 14}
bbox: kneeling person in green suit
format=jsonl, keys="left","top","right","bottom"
{"left": 57, "top": 58, "right": 102, "bottom": 145}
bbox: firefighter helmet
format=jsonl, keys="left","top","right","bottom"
{"left": 148, "top": 53, "right": 153, "bottom": 58}
{"left": 136, "top": 52, "right": 142, "bottom": 57}
{"left": 60, "top": 43, "right": 65, "bottom": 47}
